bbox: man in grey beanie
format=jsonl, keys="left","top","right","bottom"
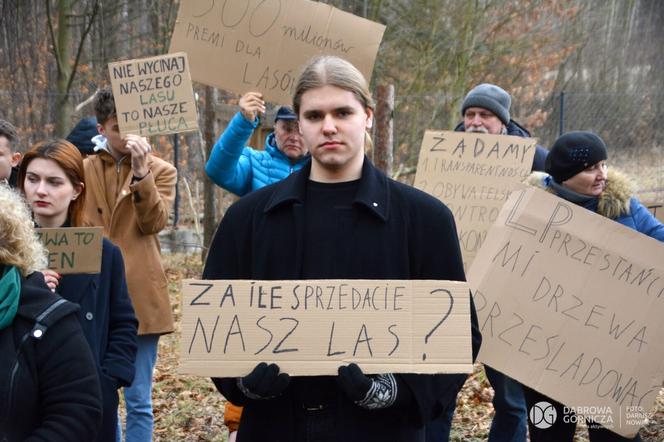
{"left": 427, "top": 84, "right": 548, "bottom": 442}
{"left": 455, "top": 83, "right": 548, "bottom": 170}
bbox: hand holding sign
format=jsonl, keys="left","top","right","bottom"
{"left": 124, "top": 134, "right": 152, "bottom": 178}
{"left": 239, "top": 91, "right": 266, "bottom": 123}
{"left": 236, "top": 362, "right": 290, "bottom": 400}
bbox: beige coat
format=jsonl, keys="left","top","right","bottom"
{"left": 83, "top": 150, "right": 176, "bottom": 335}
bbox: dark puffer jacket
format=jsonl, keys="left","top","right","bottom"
{"left": 0, "top": 272, "right": 102, "bottom": 442}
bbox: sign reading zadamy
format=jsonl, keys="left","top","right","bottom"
{"left": 108, "top": 52, "right": 199, "bottom": 137}
{"left": 169, "top": 0, "right": 385, "bottom": 104}
{"left": 414, "top": 131, "right": 536, "bottom": 269}
{"left": 180, "top": 279, "right": 472, "bottom": 377}
{"left": 468, "top": 186, "right": 664, "bottom": 438}
{"left": 36, "top": 227, "right": 103, "bottom": 274}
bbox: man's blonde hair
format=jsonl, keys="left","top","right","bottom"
{"left": 0, "top": 186, "right": 47, "bottom": 275}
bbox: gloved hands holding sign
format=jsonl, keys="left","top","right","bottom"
{"left": 236, "top": 362, "right": 290, "bottom": 400}
{"left": 337, "top": 363, "right": 399, "bottom": 409}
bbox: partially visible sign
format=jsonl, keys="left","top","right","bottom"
{"left": 414, "top": 131, "right": 537, "bottom": 269}
{"left": 108, "top": 52, "right": 199, "bottom": 137}
{"left": 36, "top": 227, "right": 103, "bottom": 274}
{"left": 180, "top": 279, "right": 472, "bottom": 377}
{"left": 169, "top": 0, "right": 385, "bottom": 104}
{"left": 468, "top": 186, "right": 664, "bottom": 438}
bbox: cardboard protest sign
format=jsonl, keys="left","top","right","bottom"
{"left": 180, "top": 279, "right": 472, "bottom": 377}
{"left": 169, "top": 0, "right": 385, "bottom": 104}
{"left": 36, "top": 227, "right": 103, "bottom": 274}
{"left": 468, "top": 186, "right": 664, "bottom": 437}
{"left": 108, "top": 52, "right": 198, "bottom": 137}
{"left": 414, "top": 131, "right": 537, "bottom": 269}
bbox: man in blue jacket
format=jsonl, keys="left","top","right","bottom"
{"left": 427, "top": 83, "right": 547, "bottom": 442}
{"left": 205, "top": 91, "right": 310, "bottom": 196}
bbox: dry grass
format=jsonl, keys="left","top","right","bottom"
{"left": 139, "top": 253, "right": 664, "bottom": 441}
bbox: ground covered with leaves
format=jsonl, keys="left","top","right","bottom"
{"left": 131, "top": 254, "right": 664, "bottom": 441}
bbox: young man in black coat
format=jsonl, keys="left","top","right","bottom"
{"left": 203, "top": 56, "right": 481, "bottom": 442}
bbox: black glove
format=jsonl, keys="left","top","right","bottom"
{"left": 337, "top": 363, "right": 398, "bottom": 409}
{"left": 236, "top": 362, "right": 290, "bottom": 400}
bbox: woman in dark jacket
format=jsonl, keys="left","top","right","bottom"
{"left": 524, "top": 131, "right": 663, "bottom": 441}
{"left": 0, "top": 185, "right": 102, "bottom": 441}
{"left": 18, "top": 139, "right": 138, "bottom": 442}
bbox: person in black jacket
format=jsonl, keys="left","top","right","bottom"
{"left": 203, "top": 55, "right": 481, "bottom": 442}
{"left": 0, "top": 119, "right": 21, "bottom": 187}
{"left": 0, "top": 185, "right": 102, "bottom": 441}
{"left": 18, "top": 139, "right": 138, "bottom": 442}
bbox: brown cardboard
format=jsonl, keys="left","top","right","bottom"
{"left": 468, "top": 185, "right": 664, "bottom": 438}
{"left": 108, "top": 52, "right": 199, "bottom": 137}
{"left": 414, "top": 131, "right": 537, "bottom": 269}
{"left": 169, "top": 0, "right": 386, "bottom": 104}
{"left": 35, "top": 227, "right": 103, "bottom": 274}
{"left": 180, "top": 279, "right": 472, "bottom": 377}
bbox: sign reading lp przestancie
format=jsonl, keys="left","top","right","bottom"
{"left": 468, "top": 186, "right": 664, "bottom": 438}
{"left": 180, "top": 279, "right": 472, "bottom": 377}
{"left": 414, "top": 131, "right": 536, "bottom": 269}
{"left": 108, "top": 52, "right": 198, "bottom": 137}
{"left": 169, "top": 0, "right": 385, "bottom": 104}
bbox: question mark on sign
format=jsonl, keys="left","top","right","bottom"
{"left": 423, "top": 289, "right": 454, "bottom": 361}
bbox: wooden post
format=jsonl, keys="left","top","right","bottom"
{"left": 374, "top": 84, "right": 394, "bottom": 176}
{"left": 202, "top": 86, "right": 218, "bottom": 262}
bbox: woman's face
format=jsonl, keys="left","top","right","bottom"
{"left": 23, "top": 158, "right": 82, "bottom": 227}
{"left": 562, "top": 160, "right": 608, "bottom": 196}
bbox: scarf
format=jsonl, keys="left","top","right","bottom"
{"left": 0, "top": 265, "right": 21, "bottom": 330}
{"left": 548, "top": 179, "right": 599, "bottom": 212}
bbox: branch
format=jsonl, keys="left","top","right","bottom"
{"left": 64, "top": 0, "right": 100, "bottom": 96}
{"left": 45, "top": 0, "right": 63, "bottom": 75}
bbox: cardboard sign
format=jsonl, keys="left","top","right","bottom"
{"left": 468, "top": 186, "right": 664, "bottom": 437}
{"left": 169, "top": 0, "right": 386, "bottom": 104}
{"left": 180, "top": 279, "right": 472, "bottom": 377}
{"left": 414, "top": 131, "right": 537, "bottom": 269}
{"left": 108, "top": 52, "right": 199, "bottom": 137}
{"left": 35, "top": 227, "right": 103, "bottom": 274}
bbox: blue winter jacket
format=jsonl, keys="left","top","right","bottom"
{"left": 205, "top": 112, "right": 310, "bottom": 196}
{"left": 528, "top": 170, "right": 664, "bottom": 242}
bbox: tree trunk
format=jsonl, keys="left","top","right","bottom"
{"left": 54, "top": 0, "right": 72, "bottom": 137}
{"left": 202, "top": 86, "right": 218, "bottom": 262}
{"left": 374, "top": 84, "right": 394, "bottom": 176}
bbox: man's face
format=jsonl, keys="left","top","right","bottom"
{"left": 0, "top": 136, "right": 21, "bottom": 182}
{"left": 274, "top": 119, "right": 306, "bottom": 161}
{"left": 463, "top": 107, "right": 504, "bottom": 135}
{"left": 299, "top": 85, "right": 372, "bottom": 179}
{"left": 97, "top": 117, "right": 129, "bottom": 157}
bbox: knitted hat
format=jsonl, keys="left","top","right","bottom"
{"left": 461, "top": 83, "right": 511, "bottom": 125}
{"left": 274, "top": 106, "right": 296, "bottom": 122}
{"left": 545, "top": 131, "right": 608, "bottom": 183}
{"left": 66, "top": 117, "right": 99, "bottom": 155}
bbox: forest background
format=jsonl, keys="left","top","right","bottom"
{"left": 1, "top": 0, "right": 663, "bottom": 440}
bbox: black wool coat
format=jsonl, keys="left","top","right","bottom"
{"left": 0, "top": 272, "right": 102, "bottom": 441}
{"left": 203, "top": 158, "right": 482, "bottom": 442}
{"left": 57, "top": 238, "right": 138, "bottom": 442}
